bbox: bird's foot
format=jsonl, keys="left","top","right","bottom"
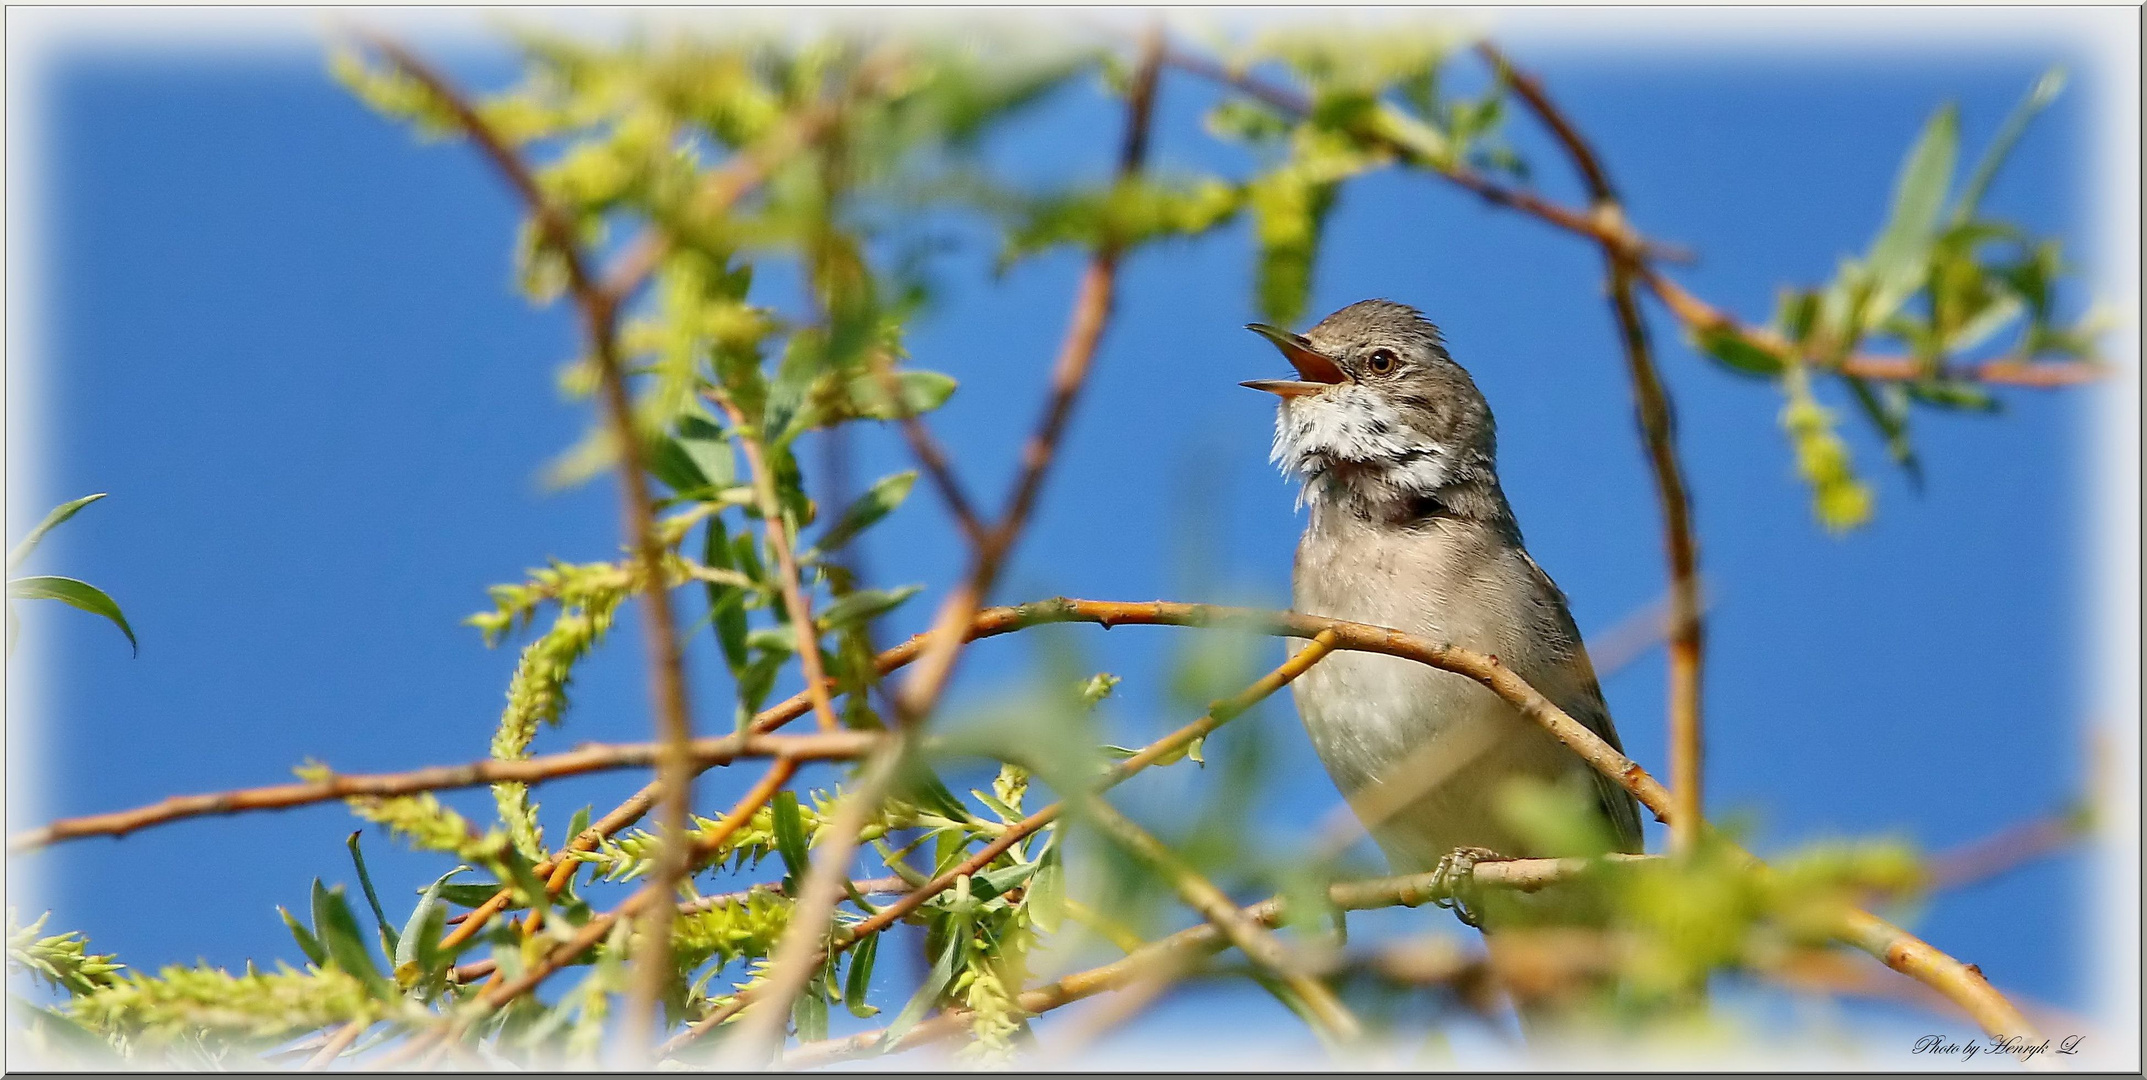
{"left": 1430, "top": 846, "right": 1505, "bottom": 929}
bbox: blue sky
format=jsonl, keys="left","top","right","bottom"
{"left": 7, "top": 14, "right": 2120, "bottom": 1060}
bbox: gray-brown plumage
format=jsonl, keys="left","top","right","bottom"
{"left": 1245, "top": 299, "right": 1644, "bottom": 879}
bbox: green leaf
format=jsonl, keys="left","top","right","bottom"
{"left": 1844, "top": 377, "right": 1922, "bottom": 488}
{"left": 495, "top": 844, "right": 551, "bottom": 919}
{"left": 396, "top": 868, "right": 466, "bottom": 974}
{"left": 1904, "top": 379, "right": 2001, "bottom": 412}
{"left": 8, "top": 493, "right": 106, "bottom": 572}
{"left": 815, "top": 585, "right": 922, "bottom": 633}
{"left": 565, "top": 805, "right": 592, "bottom": 844}
{"left": 793, "top": 976, "right": 830, "bottom": 1042}
{"left": 842, "top": 932, "right": 881, "bottom": 1018}
{"left": 1864, "top": 103, "right": 1958, "bottom": 325}
{"left": 837, "top": 369, "right": 958, "bottom": 421}
{"left": 7, "top": 576, "right": 136, "bottom": 654}
{"left": 770, "top": 791, "right": 811, "bottom": 887}
{"left": 702, "top": 517, "right": 752, "bottom": 679}
{"left": 1693, "top": 327, "right": 1786, "bottom": 379}
{"left": 310, "top": 880, "right": 395, "bottom": 1001}
{"left": 432, "top": 882, "right": 508, "bottom": 909}
{"left": 1028, "top": 843, "right": 1066, "bottom": 933}
{"left": 345, "top": 831, "right": 401, "bottom": 959}
{"left": 807, "top": 472, "right": 917, "bottom": 560}
{"left": 761, "top": 333, "right": 823, "bottom": 448}
{"left": 279, "top": 905, "right": 327, "bottom": 968}
{"left": 1953, "top": 68, "right": 2066, "bottom": 225}
{"left": 885, "top": 913, "right": 968, "bottom": 1045}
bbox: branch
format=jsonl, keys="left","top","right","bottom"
{"left": 1085, "top": 798, "right": 1363, "bottom": 1042}
{"left": 353, "top": 33, "right": 706, "bottom": 1061}
{"left": 1641, "top": 268, "right": 2106, "bottom": 387}
{"left": 1480, "top": 41, "right": 1707, "bottom": 857}
{"left": 708, "top": 390, "right": 844, "bottom": 736}
{"left": 889, "top": 24, "right": 1164, "bottom": 725}
{"left": 1164, "top": 42, "right": 2101, "bottom": 390}
{"left": 656, "top": 626, "right": 1343, "bottom": 1059}
{"left": 6, "top": 733, "right": 872, "bottom": 852}
{"left": 780, "top": 860, "right": 1618, "bottom": 1068}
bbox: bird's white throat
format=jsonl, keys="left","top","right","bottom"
{"left": 1269, "top": 387, "right": 1454, "bottom": 515}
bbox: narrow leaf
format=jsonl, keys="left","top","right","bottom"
{"left": 311, "top": 880, "right": 395, "bottom": 1001}
{"left": 842, "top": 932, "right": 882, "bottom": 1018}
{"left": 808, "top": 472, "right": 917, "bottom": 560}
{"left": 838, "top": 370, "right": 958, "bottom": 421}
{"left": 397, "top": 867, "right": 468, "bottom": 973}
{"left": 770, "top": 791, "right": 811, "bottom": 887}
{"left": 6, "top": 577, "right": 136, "bottom": 654}
{"left": 884, "top": 916, "right": 968, "bottom": 1045}
{"left": 814, "top": 585, "right": 922, "bottom": 632}
{"left": 8, "top": 494, "right": 106, "bottom": 572}
{"left": 1864, "top": 103, "right": 1959, "bottom": 324}
{"left": 279, "top": 905, "right": 327, "bottom": 968}
{"left": 345, "top": 831, "right": 400, "bottom": 959}
{"left": 1953, "top": 68, "right": 2066, "bottom": 225}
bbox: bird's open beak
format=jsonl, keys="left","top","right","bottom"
{"left": 1242, "top": 323, "right": 1348, "bottom": 398}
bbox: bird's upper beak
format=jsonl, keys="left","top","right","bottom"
{"left": 1241, "top": 323, "right": 1348, "bottom": 398}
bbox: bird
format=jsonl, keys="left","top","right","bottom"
{"left": 1243, "top": 299, "right": 1645, "bottom": 924}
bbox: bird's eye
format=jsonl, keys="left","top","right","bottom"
{"left": 1366, "top": 348, "right": 1399, "bottom": 374}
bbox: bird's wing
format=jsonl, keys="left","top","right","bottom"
{"left": 1516, "top": 551, "right": 1648, "bottom": 855}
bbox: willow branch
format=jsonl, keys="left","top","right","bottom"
{"left": 1480, "top": 41, "right": 1707, "bottom": 857}
{"left": 709, "top": 390, "right": 844, "bottom": 736}
{"left": 6, "top": 733, "right": 870, "bottom": 852}
{"left": 354, "top": 33, "right": 704, "bottom": 1059}
{"left": 657, "top": 626, "right": 1342, "bottom": 1059}
{"left": 1084, "top": 799, "right": 1364, "bottom": 1042}
{"left": 779, "top": 862, "right": 1586, "bottom": 1068}
{"left": 890, "top": 25, "right": 1164, "bottom": 725}
{"left": 1164, "top": 43, "right": 2099, "bottom": 389}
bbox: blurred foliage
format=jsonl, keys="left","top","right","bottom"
{"left": 10, "top": 15, "right": 2104, "bottom": 1069}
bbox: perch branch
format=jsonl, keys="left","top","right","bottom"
{"left": 1084, "top": 798, "right": 1364, "bottom": 1042}
{"left": 656, "top": 626, "right": 1342, "bottom": 1058}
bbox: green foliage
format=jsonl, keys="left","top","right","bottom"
{"left": 7, "top": 911, "right": 124, "bottom": 997}
{"left": 6, "top": 494, "right": 135, "bottom": 656}
{"left": 66, "top": 963, "right": 383, "bottom": 1047}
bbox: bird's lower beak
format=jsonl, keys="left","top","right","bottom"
{"left": 1239, "top": 379, "right": 1331, "bottom": 398}
{"left": 1244, "top": 323, "right": 1348, "bottom": 393}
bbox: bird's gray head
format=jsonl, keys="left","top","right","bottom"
{"left": 1244, "top": 299, "right": 1500, "bottom": 523}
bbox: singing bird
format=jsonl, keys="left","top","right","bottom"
{"left": 1245, "top": 299, "right": 1644, "bottom": 919}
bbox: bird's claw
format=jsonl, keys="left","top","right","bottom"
{"left": 1430, "top": 846, "right": 1503, "bottom": 929}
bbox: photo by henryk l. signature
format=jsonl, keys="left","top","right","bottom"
{"left": 1912, "top": 1034, "right": 2086, "bottom": 1065}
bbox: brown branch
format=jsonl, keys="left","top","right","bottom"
{"left": 1925, "top": 807, "right": 2091, "bottom": 893}
{"left": 657, "top": 625, "right": 1342, "bottom": 1059}
{"left": 1480, "top": 42, "right": 1707, "bottom": 858}
{"left": 300, "top": 1019, "right": 366, "bottom": 1071}
{"left": 1166, "top": 42, "right": 2098, "bottom": 390}
{"left": 778, "top": 861, "right": 1581, "bottom": 1068}
{"left": 354, "top": 33, "right": 703, "bottom": 1062}
{"left": 870, "top": 351, "right": 988, "bottom": 548}
{"left": 6, "top": 732, "right": 871, "bottom": 852}
{"left": 1084, "top": 799, "right": 1363, "bottom": 1042}
{"left": 1642, "top": 267, "right": 2106, "bottom": 387}
{"left": 889, "top": 25, "right": 1164, "bottom": 726}
{"left": 709, "top": 390, "right": 844, "bottom": 736}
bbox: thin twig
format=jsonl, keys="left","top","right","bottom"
{"left": 6, "top": 733, "right": 870, "bottom": 852}
{"left": 709, "top": 390, "right": 844, "bottom": 736}
{"left": 1163, "top": 43, "right": 2101, "bottom": 390}
{"left": 778, "top": 861, "right": 1575, "bottom": 1068}
{"left": 1480, "top": 41, "right": 1707, "bottom": 857}
{"left": 657, "top": 626, "right": 1342, "bottom": 1059}
{"left": 354, "top": 33, "right": 703, "bottom": 1061}
{"left": 890, "top": 24, "right": 1164, "bottom": 726}
{"left": 1085, "top": 798, "right": 1363, "bottom": 1042}
{"left": 299, "top": 1019, "right": 366, "bottom": 1071}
